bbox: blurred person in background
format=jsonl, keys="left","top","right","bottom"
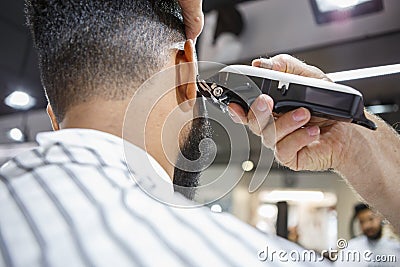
{"left": 335, "top": 203, "right": 400, "bottom": 266}
{"left": 351, "top": 204, "right": 400, "bottom": 249}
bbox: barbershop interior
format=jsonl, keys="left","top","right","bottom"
{"left": 0, "top": 0, "right": 399, "bottom": 262}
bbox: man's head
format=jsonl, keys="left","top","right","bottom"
{"left": 25, "top": 0, "right": 186, "bottom": 123}
{"left": 355, "top": 203, "right": 383, "bottom": 240}
{"left": 26, "top": 0, "right": 211, "bottom": 200}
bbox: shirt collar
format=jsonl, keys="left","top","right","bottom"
{"left": 36, "top": 128, "right": 174, "bottom": 193}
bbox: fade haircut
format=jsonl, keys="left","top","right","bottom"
{"left": 25, "top": 0, "right": 185, "bottom": 122}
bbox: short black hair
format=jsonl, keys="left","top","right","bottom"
{"left": 25, "top": 0, "right": 185, "bottom": 122}
{"left": 354, "top": 203, "right": 370, "bottom": 216}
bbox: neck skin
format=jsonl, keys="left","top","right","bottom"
{"left": 60, "top": 98, "right": 177, "bottom": 180}
{"left": 53, "top": 41, "right": 197, "bottom": 184}
{"left": 61, "top": 99, "right": 129, "bottom": 139}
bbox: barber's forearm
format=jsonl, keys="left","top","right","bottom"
{"left": 336, "top": 113, "right": 400, "bottom": 231}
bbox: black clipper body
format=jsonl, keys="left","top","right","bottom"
{"left": 197, "top": 65, "right": 376, "bottom": 130}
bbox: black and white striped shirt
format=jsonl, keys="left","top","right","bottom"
{"left": 0, "top": 129, "right": 328, "bottom": 267}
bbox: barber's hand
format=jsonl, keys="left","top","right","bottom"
{"left": 228, "top": 54, "right": 353, "bottom": 171}
{"left": 178, "top": 0, "right": 204, "bottom": 41}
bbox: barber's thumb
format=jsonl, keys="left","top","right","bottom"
{"left": 252, "top": 58, "right": 273, "bottom": 70}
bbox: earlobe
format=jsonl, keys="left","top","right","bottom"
{"left": 46, "top": 104, "right": 60, "bottom": 131}
{"left": 175, "top": 40, "right": 197, "bottom": 108}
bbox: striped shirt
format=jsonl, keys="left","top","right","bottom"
{"left": 0, "top": 129, "right": 329, "bottom": 267}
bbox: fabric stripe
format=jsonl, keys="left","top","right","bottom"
{"left": 164, "top": 207, "right": 242, "bottom": 267}
{"left": 83, "top": 147, "right": 107, "bottom": 167}
{"left": 80, "top": 148, "right": 128, "bottom": 188}
{"left": 57, "top": 163, "right": 144, "bottom": 267}
{"left": 0, "top": 226, "right": 13, "bottom": 267}
{"left": 31, "top": 170, "right": 94, "bottom": 267}
{"left": 206, "top": 211, "right": 259, "bottom": 254}
{"left": 1, "top": 129, "right": 321, "bottom": 267}
{"left": 0, "top": 173, "right": 49, "bottom": 267}
{"left": 79, "top": 144, "right": 198, "bottom": 267}
{"left": 76, "top": 142, "right": 240, "bottom": 266}
{"left": 35, "top": 146, "right": 143, "bottom": 266}
{"left": 11, "top": 147, "right": 117, "bottom": 172}
{"left": 120, "top": 189, "right": 198, "bottom": 267}
{"left": 22, "top": 151, "right": 94, "bottom": 267}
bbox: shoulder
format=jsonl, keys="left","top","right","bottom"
{"left": 0, "top": 147, "right": 45, "bottom": 179}
{"left": 0, "top": 143, "right": 110, "bottom": 189}
{"left": 347, "top": 235, "right": 367, "bottom": 247}
{"left": 380, "top": 237, "right": 400, "bottom": 249}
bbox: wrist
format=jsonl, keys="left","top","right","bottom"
{"left": 333, "top": 122, "right": 364, "bottom": 174}
{"left": 333, "top": 113, "right": 388, "bottom": 193}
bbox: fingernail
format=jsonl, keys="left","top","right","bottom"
{"left": 228, "top": 108, "right": 241, "bottom": 123}
{"left": 292, "top": 109, "right": 307, "bottom": 122}
{"left": 307, "top": 126, "right": 320, "bottom": 136}
{"left": 257, "top": 96, "right": 268, "bottom": 112}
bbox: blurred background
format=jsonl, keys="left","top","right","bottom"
{"left": 0, "top": 0, "right": 399, "bottom": 255}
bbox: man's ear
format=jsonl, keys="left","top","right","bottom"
{"left": 175, "top": 39, "right": 197, "bottom": 109}
{"left": 46, "top": 104, "right": 60, "bottom": 131}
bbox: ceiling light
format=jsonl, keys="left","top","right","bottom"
{"left": 260, "top": 190, "right": 325, "bottom": 203}
{"left": 8, "top": 128, "right": 25, "bottom": 142}
{"left": 210, "top": 204, "right": 222, "bottom": 213}
{"left": 310, "top": 0, "right": 383, "bottom": 24}
{"left": 336, "top": 0, "right": 362, "bottom": 9}
{"left": 316, "top": 0, "right": 366, "bottom": 12}
{"left": 366, "top": 104, "right": 399, "bottom": 114}
{"left": 328, "top": 63, "right": 400, "bottom": 82}
{"left": 4, "top": 91, "right": 36, "bottom": 110}
{"left": 241, "top": 160, "right": 254, "bottom": 172}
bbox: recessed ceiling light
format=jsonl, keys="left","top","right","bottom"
{"left": 327, "top": 63, "right": 400, "bottom": 82}
{"left": 242, "top": 160, "right": 254, "bottom": 172}
{"left": 366, "top": 104, "right": 399, "bottom": 114}
{"left": 310, "top": 0, "right": 383, "bottom": 24}
{"left": 316, "top": 0, "right": 369, "bottom": 12}
{"left": 8, "top": 128, "right": 25, "bottom": 142}
{"left": 260, "top": 190, "right": 325, "bottom": 202}
{"left": 210, "top": 204, "right": 222, "bottom": 213}
{"left": 335, "top": 0, "right": 363, "bottom": 9}
{"left": 4, "top": 91, "right": 36, "bottom": 110}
